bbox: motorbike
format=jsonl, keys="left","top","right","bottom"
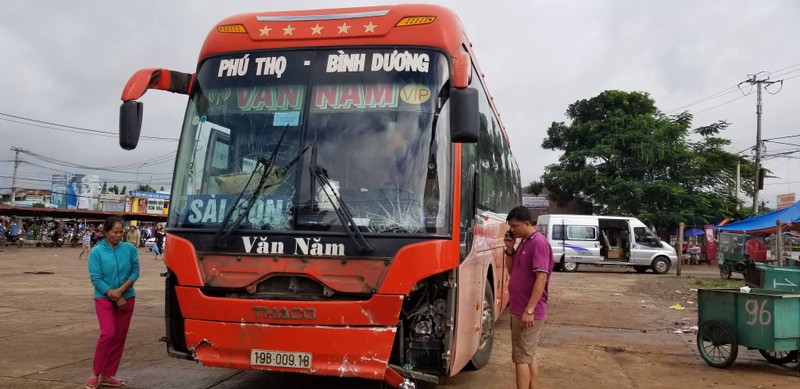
{"left": 52, "top": 232, "right": 64, "bottom": 247}
{"left": 69, "top": 231, "right": 82, "bottom": 247}
{"left": 4, "top": 231, "right": 24, "bottom": 248}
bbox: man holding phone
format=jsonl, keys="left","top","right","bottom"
{"left": 503, "top": 206, "right": 553, "bottom": 389}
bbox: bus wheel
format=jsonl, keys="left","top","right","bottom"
{"left": 467, "top": 282, "right": 495, "bottom": 370}
{"left": 561, "top": 259, "right": 579, "bottom": 272}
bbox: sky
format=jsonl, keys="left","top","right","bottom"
{"left": 1, "top": 0, "right": 799, "bottom": 209}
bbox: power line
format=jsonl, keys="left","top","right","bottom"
{"left": 763, "top": 134, "right": 800, "bottom": 141}
{"left": 665, "top": 85, "right": 740, "bottom": 113}
{"left": 0, "top": 111, "right": 178, "bottom": 141}
{"left": 691, "top": 94, "right": 749, "bottom": 114}
{"left": 15, "top": 148, "right": 174, "bottom": 175}
{"left": 664, "top": 60, "right": 800, "bottom": 115}
{"left": 25, "top": 149, "right": 175, "bottom": 173}
{"left": 770, "top": 61, "right": 800, "bottom": 75}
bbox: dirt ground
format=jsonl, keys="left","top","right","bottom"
{"left": 0, "top": 246, "right": 798, "bottom": 389}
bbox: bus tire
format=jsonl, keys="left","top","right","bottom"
{"left": 651, "top": 257, "right": 670, "bottom": 274}
{"left": 467, "top": 282, "right": 495, "bottom": 370}
{"left": 561, "top": 258, "right": 579, "bottom": 272}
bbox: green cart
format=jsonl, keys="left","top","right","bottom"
{"left": 697, "top": 288, "right": 800, "bottom": 368}
{"left": 745, "top": 264, "right": 800, "bottom": 292}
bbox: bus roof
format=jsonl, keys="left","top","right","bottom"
{"left": 201, "top": 4, "right": 465, "bottom": 60}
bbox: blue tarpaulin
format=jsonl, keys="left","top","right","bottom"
{"left": 716, "top": 201, "right": 800, "bottom": 233}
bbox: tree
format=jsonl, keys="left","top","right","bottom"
{"left": 109, "top": 185, "right": 119, "bottom": 194}
{"left": 526, "top": 181, "right": 545, "bottom": 196}
{"left": 541, "top": 90, "right": 755, "bottom": 231}
{"left": 137, "top": 184, "right": 155, "bottom": 193}
{"left": 101, "top": 181, "right": 107, "bottom": 194}
{"left": 160, "top": 186, "right": 165, "bottom": 191}
{"left": 120, "top": 185, "right": 127, "bottom": 195}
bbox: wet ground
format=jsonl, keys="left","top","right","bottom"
{"left": 0, "top": 247, "right": 798, "bottom": 388}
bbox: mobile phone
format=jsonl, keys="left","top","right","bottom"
{"left": 505, "top": 231, "right": 514, "bottom": 240}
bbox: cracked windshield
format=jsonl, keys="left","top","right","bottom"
{"left": 169, "top": 48, "right": 451, "bottom": 234}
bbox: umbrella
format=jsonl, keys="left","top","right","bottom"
{"left": 684, "top": 228, "right": 704, "bottom": 237}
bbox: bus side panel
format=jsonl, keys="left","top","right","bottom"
{"left": 449, "top": 247, "right": 485, "bottom": 375}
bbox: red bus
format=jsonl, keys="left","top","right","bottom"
{"left": 118, "top": 4, "right": 521, "bottom": 387}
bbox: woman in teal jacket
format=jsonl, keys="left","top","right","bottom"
{"left": 85, "top": 217, "right": 139, "bottom": 389}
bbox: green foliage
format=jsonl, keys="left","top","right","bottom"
{"left": 526, "top": 181, "right": 545, "bottom": 196}
{"left": 136, "top": 184, "right": 155, "bottom": 193}
{"left": 541, "top": 90, "right": 755, "bottom": 230}
{"left": 109, "top": 185, "right": 119, "bottom": 195}
{"left": 120, "top": 185, "right": 127, "bottom": 195}
{"left": 32, "top": 202, "right": 45, "bottom": 208}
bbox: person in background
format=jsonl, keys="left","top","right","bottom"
{"left": 503, "top": 206, "right": 554, "bottom": 389}
{"left": 124, "top": 225, "right": 140, "bottom": 247}
{"left": 85, "top": 217, "right": 139, "bottom": 389}
{"left": 79, "top": 228, "right": 92, "bottom": 260}
{"left": 154, "top": 226, "right": 166, "bottom": 261}
{"left": 9, "top": 219, "right": 20, "bottom": 239}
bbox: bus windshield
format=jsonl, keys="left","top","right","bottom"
{"left": 169, "top": 48, "right": 452, "bottom": 235}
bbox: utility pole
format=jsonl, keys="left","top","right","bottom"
{"left": 735, "top": 163, "right": 740, "bottom": 211}
{"left": 741, "top": 73, "right": 782, "bottom": 214}
{"left": 10, "top": 146, "right": 23, "bottom": 206}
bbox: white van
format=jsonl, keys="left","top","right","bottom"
{"left": 536, "top": 214, "right": 677, "bottom": 274}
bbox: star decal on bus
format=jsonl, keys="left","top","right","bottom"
{"left": 283, "top": 25, "right": 295, "bottom": 36}
{"left": 259, "top": 25, "right": 272, "bottom": 36}
{"left": 310, "top": 24, "right": 323, "bottom": 35}
{"left": 363, "top": 22, "right": 377, "bottom": 33}
{"left": 338, "top": 23, "right": 351, "bottom": 34}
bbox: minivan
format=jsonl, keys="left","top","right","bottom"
{"left": 536, "top": 214, "right": 677, "bottom": 274}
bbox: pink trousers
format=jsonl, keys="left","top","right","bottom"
{"left": 93, "top": 297, "right": 135, "bottom": 376}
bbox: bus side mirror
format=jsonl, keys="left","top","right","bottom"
{"left": 120, "top": 101, "right": 143, "bottom": 150}
{"left": 450, "top": 88, "right": 479, "bottom": 143}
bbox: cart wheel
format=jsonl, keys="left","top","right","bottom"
{"left": 720, "top": 265, "right": 731, "bottom": 279}
{"left": 697, "top": 320, "right": 738, "bottom": 368}
{"left": 758, "top": 349, "right": 798, "bottom": 365}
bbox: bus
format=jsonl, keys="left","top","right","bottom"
{"left": 118, "top": 4, "right": 521, "bottom": 388}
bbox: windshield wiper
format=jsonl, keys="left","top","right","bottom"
{"left": 213, "top": 125, "right": 290, "bottom": 249}
{"left": 308, "top": 164, "right": 373, "bottom": 255}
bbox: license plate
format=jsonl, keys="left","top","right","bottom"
{"left": 251, "top": 349, "right": 312, "bottom": 369}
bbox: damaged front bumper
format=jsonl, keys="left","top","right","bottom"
{"left": 185, "top": 319, "right": 398, "bottom": 381}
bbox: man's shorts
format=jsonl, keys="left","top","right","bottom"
{"left": 510, "top": 314, "right": 545, "bottom": 364}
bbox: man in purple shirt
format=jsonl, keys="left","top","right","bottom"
{"left": 504, "top": 206, "right": 553, "bottom": 389}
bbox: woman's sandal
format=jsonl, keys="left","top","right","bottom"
{"left": 85, "top": 377, "right": 99, "bottom": 389}
{"left": 99, "top": 376, "right": 124, "bottom": 387}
